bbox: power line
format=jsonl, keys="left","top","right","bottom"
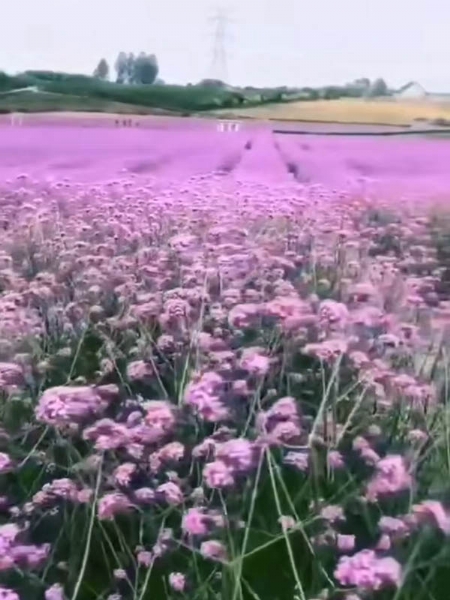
{"left": 208, "top": 6, "right": 234, "bottom": 83}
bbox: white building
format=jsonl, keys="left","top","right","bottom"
{"left": 394, "top": 81, "right": 450, "bottom": 102}
{"left": 394, "top": 81, "right": 427, "bottom": 99}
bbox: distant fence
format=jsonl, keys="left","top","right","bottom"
{"left": 9, "top": 113, "right": 24, "bottom": 126}
{"left": 217, "top": 121, "right": 242, "bottom": 133}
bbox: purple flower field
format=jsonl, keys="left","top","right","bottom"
{"left": 1, "top": 122, "right": 449, "bottom": 189}
{"left": 0, "top": 120, "right": 449, "bottom": 600}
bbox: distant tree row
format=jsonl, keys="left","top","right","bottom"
{"left": 93, "top": 53, "right": 159, "bottom": 85}
{"left": 311, "top": 78, "right": 388, "bottom": 100}
{"left": 346, "top": 77, "right": 388, "bottom": 97}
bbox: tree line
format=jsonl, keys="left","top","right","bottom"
{"left": 93, "top": 52, "right": 159, "bottom": 85}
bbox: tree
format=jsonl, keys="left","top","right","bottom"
{"left": 368, "top": 78, "right": 388, "bottom": 97}
{"left": 354, "top": 77, "right": 371, "bottom": 89}
{"left": 322, "top": 86, "right": 343, "bottom": 100}
{"left": 198, "top": 78, "right": 226, "bottom": 89}
{"left": 114, "top": 52, "right": 128, "bottom": 83}
{"left": 301, "top": 87, "right": 319, "bottom": 100}
{"left": 93, "top": 58, "right": 109, "bottom": 80}
{"left": 125, "top": 53, "right": 136, "bottom": 84}
{"left": 133, "top": 53, "right": 159, "bottom": 85}
{"left": 114, "top": 50, "right": 159, "bottom": 85}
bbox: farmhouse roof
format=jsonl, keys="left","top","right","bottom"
{"left": 396, "top": 81, "right": 426, "bottom": 93}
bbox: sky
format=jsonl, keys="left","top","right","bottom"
{"left": 1, "top": 0, "right": 450, "bottom": 91}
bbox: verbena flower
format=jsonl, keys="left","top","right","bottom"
{"left": 0, "top": 587, "right": 20, "bottom": 600}
{"left": 200, "top": 540, "right": 227, "bottom": 562}
{"left": 335, "top": 549, "right": 402, "bottom": 590}
{"left": 168, "top": 572, "right": 186, "bottom": 592}
{"left": 98, "top": 493, "right": 132, "bottom": 520}
{"left": 366, "top": 455, "right": 412, "bottom": 501}
{"left": 45, "top": 584, "right": 64, "bottom": 600}
{"left": 36, "top": 384, "right": 119, "bottom": 427}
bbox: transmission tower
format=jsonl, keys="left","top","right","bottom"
{"left": 208, "top": 7, "right": 233, "bottom": 83}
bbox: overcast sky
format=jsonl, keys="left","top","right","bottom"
{"left": 1, "top": 0, "right": 449, "bottom": 91}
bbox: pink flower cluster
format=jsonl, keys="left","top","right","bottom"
{"left": 256, "top": 396, "right": 303, "bottom": 446}
{"left": 0, "top": 588, "right": 19, "bottom": 600}
{"left": 184, "top": 371, "right": 229, "bottom": 422}
{"left": 0, "top": 523, "right": 49, "bottom": 572}
{"left": 335, "top": 549, "right": 402, "bottom": 590}
{"left": 36, "top": 384, "right": 119, "bottom": 427}
{"left": 202, "top": 438, "right": 258, "bottom": 489}
{"left": 366, "top": 455, "right": 412, "bottom": 501}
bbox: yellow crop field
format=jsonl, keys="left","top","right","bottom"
{"left": 214, "top": 98, "right": 450, "bottom": 127}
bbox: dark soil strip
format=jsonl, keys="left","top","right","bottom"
{"left": 216, "top": 139, "right": 253, "bottom": 174}
{"left": 272, "top": 138, "right": 307, "bottom": 182}
{"left": 273, "top": 128, "right": 450, "bottom": 137}
{"left": 269, "top": 117, "right": 412, "bottom": 127}
{"left": 126, "top": 155, "right": 174, "bottom": 173}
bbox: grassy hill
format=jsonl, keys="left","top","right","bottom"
{"left": 0, "top": 90, "right": 171, "bottom": 115}
{"left": 0, "top": 71, "right": 298, "bottom": 115}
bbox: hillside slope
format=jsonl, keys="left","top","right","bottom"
{"left": 0, "top": 90, "right": 173, "bottom": 115}
{"left": 0, "top": 71, "right": 294, "bottom": 115}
